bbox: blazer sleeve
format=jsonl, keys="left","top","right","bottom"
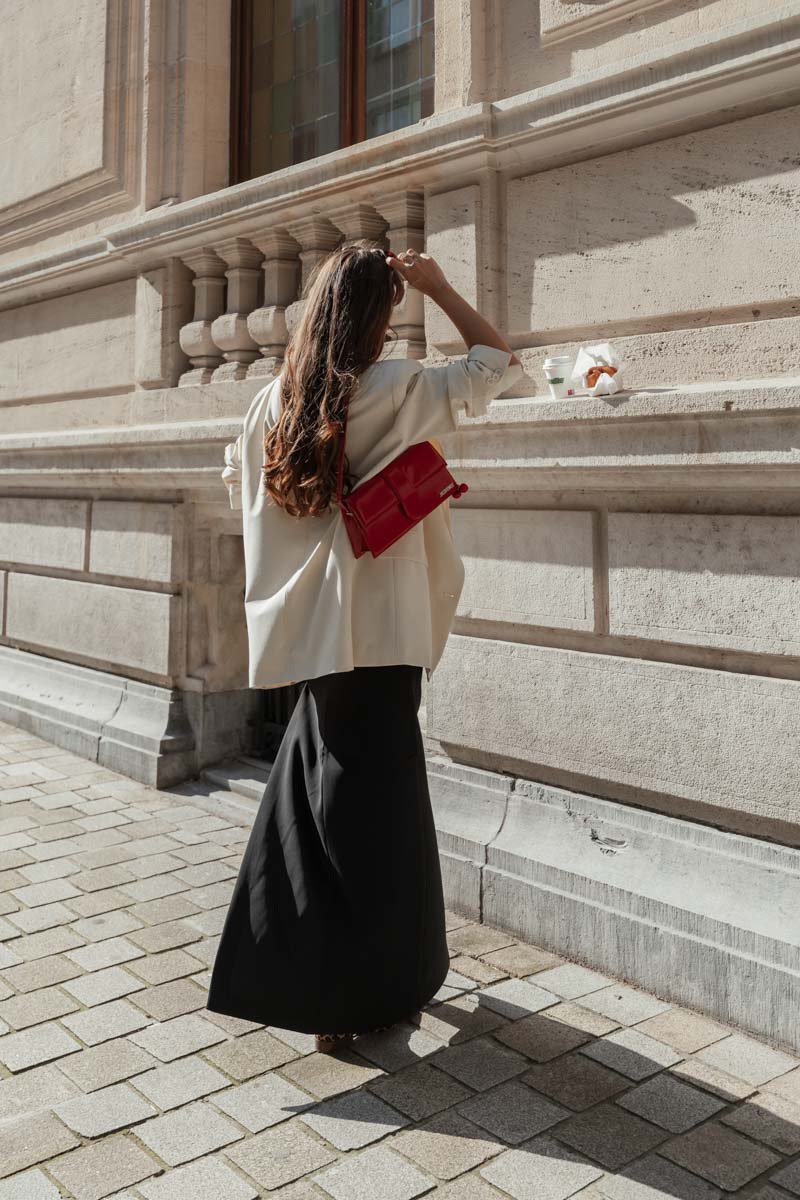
{"left": 393, "top": 343, "right": 524, "bottom": 441}
{"left": 222, "top": 435, "right": 243, "bottom": 510}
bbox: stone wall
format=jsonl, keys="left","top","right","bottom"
{"left": 2, "top": 0, "right": 800, "bottom": 1043}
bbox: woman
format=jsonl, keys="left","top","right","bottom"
{"left": 206, "top": 241, "right": 523, "bottom": 1052}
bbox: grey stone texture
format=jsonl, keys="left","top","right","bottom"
{"left": 2, "top": 723, "right": 800, "bottom": 1200}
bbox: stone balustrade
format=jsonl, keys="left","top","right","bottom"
{"left": 175, "top": 193, "right": 425, "bottom": 386}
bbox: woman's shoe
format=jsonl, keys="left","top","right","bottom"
{"left": 314, "top": 1032, "right": 355, "bottom": 1053}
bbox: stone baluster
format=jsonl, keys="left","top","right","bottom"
{"left": 209, "top": 238, "right": 263, "bottom": 381}
{"left": 178, "top": 250, "right": 227, "bottom": 385}
{"left": 283, "top": 217, "right": 342, "bottom": 338}
{"left": 246, "top": 231, "right": 301, "bottom": 378}
{"left": 325, "top": 201, "right": 388, "bottom": 247}
{"left": 376, "top": 191, "right": 426, "bottom": 359}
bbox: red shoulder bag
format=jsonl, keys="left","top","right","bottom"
{"left": 336, "top": 396, "right": 469, "bottom": 559}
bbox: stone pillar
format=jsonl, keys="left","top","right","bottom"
{"left": 375, "top": 191, "right": 426, "bottom": 359}
{"left": 210, "top": 238, "right": 263, "bottom": 381}
{"left": 283, "top": 217, "right": 342, "bottom": 338}
{"left": 326, "top": 201, "right": 388, "bottom": 246}
{"left": 178, "top": 250, "right": 227, "bottom": 385}
{"left": 246, "top": 231, "right": 301, "bottom": 378}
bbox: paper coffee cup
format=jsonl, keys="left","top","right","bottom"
{"left": 543, "top": 355, "right": 574, "bottom": 400}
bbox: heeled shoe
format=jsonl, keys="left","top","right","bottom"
{"left": 314, "top": 1020, "right": 396, "bottom": 1053}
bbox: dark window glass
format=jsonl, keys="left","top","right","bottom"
{"left": 235, "top": 0, "right": 435, "bottom": 182}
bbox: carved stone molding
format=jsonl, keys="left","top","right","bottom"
{"left": 541, "top": 0, "right": 687, "bottom": 42}
{"left": 246, "top": 231, "right": 301, "bottom": 379}
{"left": 0, "top": 0, "right": 146, "bottom": 253}
{"left": 178, "top": 250, "right": 227, "bottom": 386}
{"left": 210, "top": 238, "right": 263, "bottom": 382}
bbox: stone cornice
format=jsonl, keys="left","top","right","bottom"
{"left": 1, "top": 8, "right": 798, "bottom": 312}
{"left": 1, "top": 379, "right": 799, "bottom": 494}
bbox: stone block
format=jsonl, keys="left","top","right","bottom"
{"left": 89, "top": 501, "right": 183, "bottom": 584}
{"left": 225, "top": 1121, "right": 337, "bottom": 1192}
{"left": 507, "top": 108, "right": 800, "bottom": 339}
{"left": 579, "top": 1028, "right": 682, "bottom": 1080}
{"left": 0, "top": 498, "right": 87, "bottom": 570}
{"left": 480, "top": 1135, "right": 603, "bottom": 1199}
{"left": 661, "top": 1121, "right": 781, "bottom": 1190}
{"left": 424, "top": 185, "right": 480, "bottom": 348}
{"left": 0, "top": 281, "right": 135, "bottom": 403}
{"left": 608, "top": 513, "right": 800, "bottom": 656}
{"left": 452, "top": 509, "right": 595, "bottom": 631}
{"left": 429, "top": 635, "right": 800, "bottom": 833}
{"left": 5, "top": 575, "right": 179, "bottom": 678}
{"left": 313, "top": 1144, "right": 433, "bottom": 1200}
{"left": 133, "top": 1098, "right": 243, "bottom": 1166}
{"left": 300, "top": 1089, "right": 409, "bottom": 1150}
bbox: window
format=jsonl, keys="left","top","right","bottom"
{"left": 231, "top": 0, "right": 435, "bottom": 183}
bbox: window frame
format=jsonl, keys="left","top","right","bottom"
{"left": 229, "top": 0, "right": 399, "bottom": 184}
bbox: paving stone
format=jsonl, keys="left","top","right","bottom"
{"left": 670, "top": 1056, "right": 758, "bottom": 1101}
{"left": 773, "top": 1159, "right": 800, "bottom": 1195}
{"left": 68, "top": 910, "right": 145, "bottom": 941}
{"left": 314, "top": 1143, "right": 434, "bottom": 1200}
{"left": 765, "top": 1065, "right": 800, "bottom": 1105}
{"left": 118, "top": 874, "right": 191, "bottom": 903}
{"left": 634, "top": 1007, "right": 730, "bottom": 1054}
{"left": 433, "top": 1178, "right": 508, "bottom": 1200}
{"left": 280, "top": 1044, "right": 383, "bottom": 1097}
{"left": 0, "top": 1167, "right": 64, "bottom": 1199}
{"left": 65, "top": 935, "right": 145, "bottom": 971}
{"left": 126, "top": 919, "right": 202, "bottom": 953}
{"left": 544, "top": 1001, "right": 619, "bottom": 1036}
{"left": 129, "top": 1012, "right": 228, "bottom": 1060}
{"left": 125, "top": 947, "right": 205, "bottom": 985}
{"left": 0, "top": 952, "right": 83, "bottom": 991}
{"left": 61, "top": 997, "right": 150, "bottom": 1045}
{"left": 458, "top": 1079, "right": 569, "bottom": 1144}
{"left": 133, "top": 1098, "right": 244, "bottom": 1165}
{"left": 416, "top": 992, "right": 509, "bottom": 1045}
{"left": 6, "top": 902, "right": 78, "bottom": 936}
{"left": 61, "top": 964, "right": 146, "bottom": 1006}
{"left": 137, "top": 1155, "right": 259, "bottom": 1200}
{"left": 128, "top": 976, "right": 207, "bottom": 1020}
{"left": 475, "top": 978, "right": 559, "bottom": 1020}
{"left": 494, "top": 1012, "right": 592, "bottom": 1062}
{"left": 0, "top": 1062, "right": 80, "bottom": 1121}
{"left": 593, "top": 1154, "right": 724, "bottom": 1200}
{"left": 0, "top": 1021, "right": 82, "bottom": 1071}
{"left": 531, "top": 964, "right": 614, "bottom": 1000}
{"left": 63, "top": 887, "right": 134, "bottom": 917}
{"left": 352, "top": 1021, "right": 445, "bottom": 1070}
{"left": 124, "top": 852, "right": 187, "bottom": 879}
{"left": 553, "top": 1101, "right": 667, "bottom": 1169}
{"left": 480, "top": 1134, "right": 604, "bottom": 1200}
{"left": 131, "top": 1054, "right": 231, "bottom": 1110}
{"left": 211, "top": 1071, "right": 315, "bottom": 1131}
{"left": 0, "top": 1109, "right": 80, "bottom": 1178}
{"left": 661, "top": 1120, "right": 782, "bottom": 1190}
{"left": 12, "top": 925, "right": 85, "bottom": 960}
{"left": 226, "top": 1119, "right": 338, "bottom": 1190}
{"left": 392, "top": 1108, "right": 501, "bottom": 1179}
{"left": 300, "top": 1086, "right": 409, "bottom": 1149}
{"left": 128, "top": 896, "right": 202, "bottom": 925}
{"left": 576, "top": 984, "right": 671, "bottom": 1026}
{"left": 696, "top": 1033, "right": 798, "bottom": 1086}
{"left": 70, "top": 865, "right": 138, "bottom": 891}
{"left": 720, "top": 1090, "right": 800, "bottom": 1153}
{"left": 448, "top": 924, "right": 517, "bottom": 958}
{"left": 434, "top": 1034, "right": 530, "bottom": 1091}
{"left": 54, "top": 1080, "right": 158, "bottom": 1135}
{"left": 369, "top": 1060, "right": 472, "bottom": 1120}
{"left": 580, "top": 1028, "right": 683, "bottom": 1080}
{"left": 523, "top": 1053, "right": 631, "bottom": 1110}
{"left": 57, "top": 1036, "right": 158, "bottom": 1091}
{"left": 0, "top": 983, "right": 79, "bottom": 1028}
{"left": 203, "top": 1026, "right": 300, "bottom": 1080}
{"left": 184, "top": 907, "right": 227, "bottom": 935}
{"left": 48, "top": 1132, "right": 161, "bottom": 1200}
{"left": 449, "top": 954, "right": 506, "bottom": 985}
{"left": 616, "top": 1071, "right": 727, "bottom": 1132}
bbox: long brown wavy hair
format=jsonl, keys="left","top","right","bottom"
{"left": 262, "top": 240, "right": 404, "bottom": 517}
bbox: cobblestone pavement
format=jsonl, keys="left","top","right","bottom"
{"left": 2, "top": 721, "right": 800, "bottom": 1199}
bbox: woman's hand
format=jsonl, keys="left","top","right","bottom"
{"left": 386, "top": 249, "right": 451, "bottom": 299}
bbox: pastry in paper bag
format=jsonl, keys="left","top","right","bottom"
{"left": 571, "top": 343, "right": 624, "bottom": 396}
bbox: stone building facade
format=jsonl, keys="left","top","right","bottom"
{"left": 1, "top": 1, "right": 799, "bottom": 1049}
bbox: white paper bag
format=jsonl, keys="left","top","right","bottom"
{"left": 571, "top": 343, "right": 624, "bottom": 396}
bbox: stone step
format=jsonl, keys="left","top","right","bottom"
{"left": 201, "top": 756, "right": 273, "bottom": 803}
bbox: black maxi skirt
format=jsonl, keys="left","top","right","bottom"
{"left": 206, "top": 664, "right": 450, "bottom": 1033}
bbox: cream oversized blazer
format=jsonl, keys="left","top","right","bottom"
{"left": 222, "top": 343, "right": 524, "bottom": 688}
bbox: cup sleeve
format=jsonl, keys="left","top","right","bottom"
{"left": 394, "top": 344, "right": 524, "bottom": 441}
